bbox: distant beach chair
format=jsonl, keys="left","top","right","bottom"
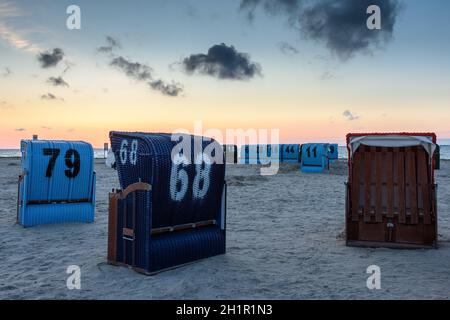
{"left": 240, "top": 145, "right": 255, "bottom": 164}
{"left": 107, "top": 132, "right": 226, "bottom": 274}
{"left": 345, "top": 133, "right": 438, "bottom": 248}
{"left": 223, "top": 144, "right": 238, "bottom": 164}
{"left": 280, "top": 144, "right": 301, "bottom": 163}
{"left": 435, "top": 144, "right": 441, "bottom": 170}
{"left": 240, "top": 144, "right": 278, "bottom": 164}
{"left": 300, "top": 143, "right": 330, "bottom": 173}
{"left": 327, "top": 144, "right": 339, "bottom": 162}
{"left": 17, "top": 139, "right": 95, "bottom": 227}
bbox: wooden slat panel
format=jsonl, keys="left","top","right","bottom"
{"left": 375, "top": 149, "right": 383, "bottom": 222}
{"left": 364, "top": 148, "right": 372, "bottom": 222}
{"left": 151, "top": 220, "right": 217, "bottom": 236}
{"left": 408, "top": 148, "right": 419, "bottom": 224}
{"left": 397, "top": 149, "right": 406, "bottom": 224}
{"left": 386, "top": 149, "right": 394, "bottom": 218}
{"left": 351, "top": 147, "right": 362, "bottom": 222}
{"left": 417, "top": 149, "right": 431, "bottom": 224}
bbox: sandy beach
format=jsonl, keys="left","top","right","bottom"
{"left": 1, "top": 158, "right": 449, "bottom": 300}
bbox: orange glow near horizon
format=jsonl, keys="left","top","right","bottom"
{"left": 2, "top": 112, "right": 449, "bottom": 149}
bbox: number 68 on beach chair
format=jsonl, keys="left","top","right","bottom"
{"left": 17, "top": 139, "right": 96, "bottom": 227}
{"left": 345, "top": 133, "right": 438, "bottom": 248}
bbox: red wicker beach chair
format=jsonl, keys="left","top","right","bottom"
{"left": 345, "top": 133, "right": 438, "bottom": 248}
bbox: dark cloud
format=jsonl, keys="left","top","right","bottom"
{"left": 97, "top": 36, "right": 121, "bottom": 53}
{"left": 47, "top": 76, "right": 69, "bottom": 87}
{"left": 37, "top": 48, "right": 64, "bottom": 68}
{"left": 240, "top": 0, "right": 401, "bottom": 60}
{"left": 343, "top": 110, "right": 359, "bottom": 121}
{"left": 278, "top": 41, "right": 299, "bottom": 54}
{"left": 299, "top": 0, "right": 400, "bottom": 60}
{"left": 41, "top": 93, "right": 63, "bottom": 101}
{"left": 110, "top": 56, "right": 153, "bottom": 81}
{"left": 149, "top": 80, "right": 183, "bottom": 97}
{"left": 15, "top": 128, "right": 26, "bottom": 132}
{"left": 182, "top": 43, "right": 262, "bottom": 80}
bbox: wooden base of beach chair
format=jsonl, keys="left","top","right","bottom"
{"left": 346, "top": 240, "right": 437, "bottom": 250}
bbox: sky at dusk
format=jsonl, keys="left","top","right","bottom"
{"left": 1, "top": 0, "right": 450, "bottom": 148}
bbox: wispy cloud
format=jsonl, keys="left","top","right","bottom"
{"left": 0, "top": 23, "right": 42, "bottom": 53}
{"left": 149, "top": 79, "right": 184, "bottom": 97}
{"left": 97, "top": 36, "right": 121, "bottom": 54}
{"left": 0, "top": 100, "right": 14, "bottom": 110}
{"left": 343, "top": 110, "right": 360, "bottom": 121}
{"left": 14, "top": 128, "right": 26, "bottom": 132}
{"left": 99, "top": 37, "right": 184, "bottom": 97}
{"left": 0, "top": 1, "right": 42, "bottom": 53}
{"left": 110, "top": 56, "right": 153, "bottom": 81}
{"left": 41, "top": 93, "right": 64, "bottom": 101}
{"left": 47, "top": 76, "right": 69, "bottom": 87}
{"left": 2, "top": 67, "right": 11, "bottom": 77}
{"left": 62, "top": 60, "right": 75, "bottom": 75}
{"left": 110, "top": 56, "right": 184, "bottom": 97}
{"left": 0, "top": 1, "right": 22, "bottom": 18}
{"left": 320, "top": 71, "right": 335, "bottom": 81}
{"left": 277, "top": 41, "right": 299, "bottom": 55}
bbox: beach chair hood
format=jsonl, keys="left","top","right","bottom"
{"left": 348, "top": 135, "right": 436, "bottom": 161}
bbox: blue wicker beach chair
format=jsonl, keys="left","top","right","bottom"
{"left": 107, "top": 132, "right": 226, "bottom": 274}
{"left": 280, "top": 144, "right": 300, "bottom": 163}
{"left": 17, "top": 139, "right": 95, "bottom": 227}
{"left": 300, "top": 143, "right": 330, "bottom": 173}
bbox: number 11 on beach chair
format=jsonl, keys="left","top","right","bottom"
{"left": 300, "top": 143, "right": 330, "bottom": 173}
